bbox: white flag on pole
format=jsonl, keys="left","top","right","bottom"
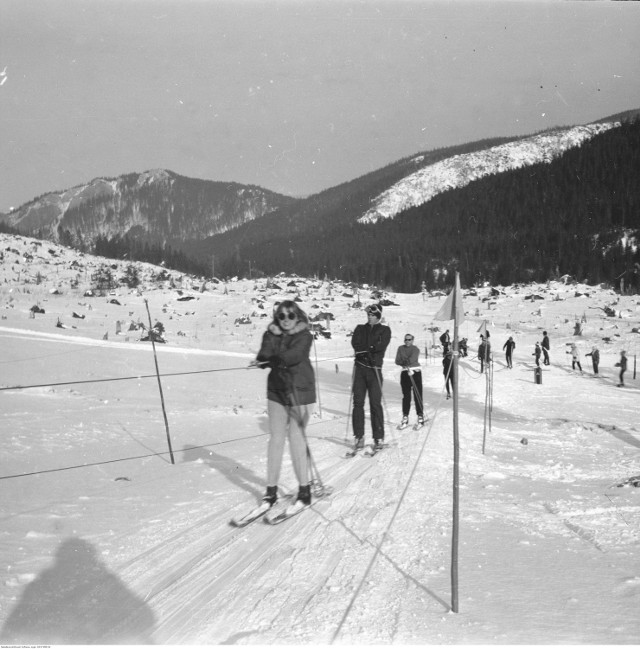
{"left": 434, "top": 274, "right": 464, "bottom": 324}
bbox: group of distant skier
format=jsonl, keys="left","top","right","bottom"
{"left": 235, "top": 299, "right": 631, "bottom": 526}
{"left": 502, "top": 330, "right": 628, "bottom": 387}
{"left": 531, "top": 331, "right": 551, "bottom": 368}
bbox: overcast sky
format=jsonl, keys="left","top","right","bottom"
{"left": 1, "top": 0, "right": 639, "bottom": 212}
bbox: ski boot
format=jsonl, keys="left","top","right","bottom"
{"left": 284, "top": 483, "right": 312, "bottom": 517}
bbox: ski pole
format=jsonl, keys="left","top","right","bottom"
{"left": 289, "top": 385, "right": 330, "bottom": 497}
{"left": 344, "top": 361, "right": 356, "bottom": 441}
{"left": 407, "top": 369, "right": 425, "bottom": 419}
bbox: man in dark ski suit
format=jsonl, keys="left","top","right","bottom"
{"left": 478, "top": 335, "right": 491, "bottom": 373}
{"left": 503, "top": 336, "right": 516, "bottom": 369}
{"left": 541, "top": 331, "right": 550, "bottom": 366}
{"left": 351, "top": 303, "right": 391, "bottom": 449}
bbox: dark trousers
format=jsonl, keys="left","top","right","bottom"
{"left": 505, "top": 352, "right": 513, "bottom": 368}
{"left": 352, "top": 364, "right": 384, "bottom": 441}
{"left": 400, "top": 370, "right": 423, "bottom": 417}
{"left": 444, "top": 373, "right": 454, "bottom": 396}
{"left": 542, "top": 348, "right": 549, "bottom": 365}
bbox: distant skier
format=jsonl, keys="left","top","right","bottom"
{"left": 395, "top": 333, "right": 424, "bottom": 428}
{"left": 478, "top": 335, "right": 491, "bottom": 373}
{"left": 503, "top": 336, "right": 516, "bottom": 368}
{"left": 585, "top": 346, "right": 600, "bottom": 375}
{"left": 615, "top": 350, "right": 628, "bottom": 387}
{"left": 566, "top": 343, "right": 582, "bottom": 373}
{"left": 439, "top": 329, "right": 451, "bottom": 355}
{"left": 532, "top": 342, "right": 541, "bottom": 367}
{"left": 541, "top": 331, "right": 550, "bottom": 365}
{"left": 443, "top": 350, "right": 454, "bottom": 399}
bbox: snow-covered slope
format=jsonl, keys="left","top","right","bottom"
{"left": 1, "top": 233, "right": 639, "bottom": 644}
{"left": 360, "top": 122, "right": 620, "bottom": 223}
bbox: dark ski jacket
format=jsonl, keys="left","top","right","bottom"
{"left": 256, "top": 321, "right": 316, "bottom": 406}
{"left": 478, "top": 341, "right": 491, "bottom": 361}
{"left": 542, "top": 335, "right": 550, "bottom": 351}
{"left": 351, "top": 322, "right": 391, "bottom": 369}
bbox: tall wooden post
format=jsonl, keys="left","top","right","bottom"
{"left": 451, "top": 275, "right": 460, "bottom": 614}
{"left": 434, "top": 272, "right": 464, "bottom": 613}
{"left": 144, "top": 299, "right": 175, "bottom": 464}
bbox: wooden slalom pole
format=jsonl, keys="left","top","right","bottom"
{"left": 481, "top": 320, "right": 490, "bottom": 455}
{"left": 144, "top": 299, "right": 175, "bottom": 465}
{"left": 434, "top": 272, "right": 463, "bottom": 613}
{"left": 451, "top": 273, "right": 460, "bottom": 614}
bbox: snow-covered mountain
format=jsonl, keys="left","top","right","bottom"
{"left": 2, "top": 112, "right": 638, "bottom": 293}
{"left": 360, "top": 122, "right": 620, "bottom": 224}
{"left": 0, "top": 169, "right": 298, "bottom": 246}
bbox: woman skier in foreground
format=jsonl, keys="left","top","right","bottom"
{"left": 240, "top": 300, "right": 316, "bottom": 524}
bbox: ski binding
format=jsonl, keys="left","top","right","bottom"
{"left": 229, "top": 501, "right": 272, "bottom": 528}
{"left": 364, "top": 442, "right": 388, "bottom": 457}
{"left": 264, "top": 499, "right": 310, "bottom": 525}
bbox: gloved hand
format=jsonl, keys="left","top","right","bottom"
{"left": 255, "top": 356, "right": 281, "bottom": 369}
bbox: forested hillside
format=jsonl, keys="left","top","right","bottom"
{"left": 188, "top": 136, "right": 517, "bottom": 267}
{"left": 207, "top": 118, "right": 640, "bottom": 292}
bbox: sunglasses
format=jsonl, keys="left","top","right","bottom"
{"left": 367, "top": 309, "right": 380, "bottom": 316}
{"left": 404, "top": 338, "right": 413, "bottom": 342}
{"left": 277, "top": 312, "right": 296, "bottom": 321}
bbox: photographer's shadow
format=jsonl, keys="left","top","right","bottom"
{"left": 0, "top": 537, "right": 156, "bottom": 645}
